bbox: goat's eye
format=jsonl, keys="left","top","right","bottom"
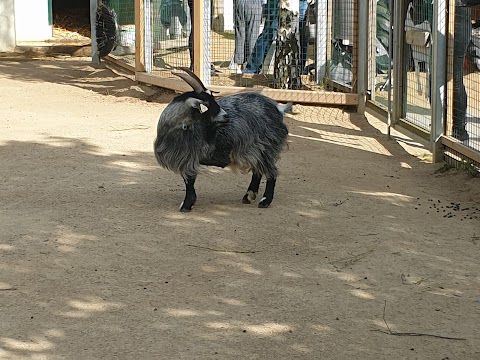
{"left": 199, "top": 103, "right": 208, "bottom": 114}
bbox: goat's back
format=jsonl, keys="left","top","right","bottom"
{"left": 214, "top": 92, "right": 289, "bottom": 177}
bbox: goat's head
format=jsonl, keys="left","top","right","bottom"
{"left": 172, "top": 67, "right": 228, "bottom": 128}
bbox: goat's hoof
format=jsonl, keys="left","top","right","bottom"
{"left": 242, "top": 191, "right": 257, "bottom": 204}
{"left": 258, "top": 197, "right": 271, "bottom": 208}
{"left": 179, "top": 201, "right": 193, "bottom": 212}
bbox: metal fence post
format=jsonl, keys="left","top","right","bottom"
{"left": 431, "top": 0, "right": 447, "bottom": 162}
{"left": 90, "top": 0, "right": 100, "bottom": 64}
{"left": 357, "top": 0, "right": 368, "bottom": 113}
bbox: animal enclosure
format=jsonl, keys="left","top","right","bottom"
{"left": 93, "top": 0, "right": 480, "bottom": 171}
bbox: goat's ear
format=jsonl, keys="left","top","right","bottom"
{"left": 185, "top": 97, "right": 209, "bottom": 113}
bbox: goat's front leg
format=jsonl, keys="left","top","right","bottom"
{"left": 258, "top": 176, "right": 276, "bottom": 208}
{"left": 180, "top": 175, "right": 197, "bottom": 212}
{"left": 242, "top": 172, "right": 262, "bottom": 204}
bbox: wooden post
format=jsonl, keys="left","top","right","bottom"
{"left": 134, "top": 0, "right": 145, "bottom": 72}
{"left": 192, "top": 0, "right": 204, "bottom": 79}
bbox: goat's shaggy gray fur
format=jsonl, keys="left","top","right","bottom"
{"left": 154, "top": 69, "right": 290, "bottom": 211}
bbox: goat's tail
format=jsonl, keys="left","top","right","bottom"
{"left": 277, "top": 102, "right": 293, "bottom": 115}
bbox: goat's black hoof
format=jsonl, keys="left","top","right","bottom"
{"left": 179, "top": 201, "right": 193, "bottom": 212}
{"left": 258, "top": 197, "right": 271, "bottom": 208}
{"left": 242, "top": 191, "right": 257, "bottom": 204}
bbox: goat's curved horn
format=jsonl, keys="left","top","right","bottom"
{"left": 177, "top": 67, "right": 220, "bottom": 95}
{"left": 178, "top": 67, "right": 207, "bottom": 91}
{"left": 172, "top": 71, "right": 205, "bottom": 93}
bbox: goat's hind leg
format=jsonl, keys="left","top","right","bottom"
{"left": 180, "top": 175, "right": 197, "bottom": 212}
{"left": 242, "top": 172, "right": 262, "bottom": 204}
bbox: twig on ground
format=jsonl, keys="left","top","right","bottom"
{"left": 331, "top": 249, "right": 374, "bottom": 269}
{"left": 371, "top": 300, "right": 467, "bottom": 341}
{"left": 0, "top": 288, "right": 18, "bottom": 291}
{"left": 472, "top": 234, "right": 478, "bottom": 245}
{"left": 359, "top": 233, "right": 379, "bottom": 236}
{"left": 186, "top": 244, "right": 260, "bottom": 254}
{"left": 330, "top": 199, "right": 349, "bottom": 207}
{"left": 110, "top": 125, "right": 150, "bottom": 131}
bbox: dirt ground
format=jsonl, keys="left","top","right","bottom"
{"left": 0, "top": 57, "right": 479, "bottom": 360}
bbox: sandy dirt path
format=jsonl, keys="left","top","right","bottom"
{"left": 0, "top": 57, "right": 479, "bottom": 360}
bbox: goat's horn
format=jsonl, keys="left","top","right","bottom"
{"left": 178, "top": 67, "right": 207, "bottom": 90}
{"left": 179, "top": 67, "right": 220, "bottom": 94}
{"left": 172, "top": 71, "right": 204, "bottom": 93}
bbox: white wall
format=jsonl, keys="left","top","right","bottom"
{"left": 14, "top": 0, "right": 52, "bottom": 42}
{"left": 0, "top": 0, "right": 16, "bottom": 51}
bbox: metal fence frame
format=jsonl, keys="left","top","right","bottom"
{"left": 365, "top": 0, "right": 480, "bottom": 169}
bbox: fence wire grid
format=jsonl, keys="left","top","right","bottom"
{"left": 447, "top": 4, "right": 480, "bottom": 152}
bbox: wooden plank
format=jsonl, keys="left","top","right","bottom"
{"left": 104, "top": 55, "right": 136, "bottom": 73}
{"left": 137, "top": 72, "right": 358, "bottom": 105}
{"left": 137, "top": 72, "right": 191, "bottom": 92}
{"left": 134, "top": 0, "right": 145, "bottom": 72}
{"left": 324, "top": 78, "right": 354, "bottom": 93}
{"left": 441, "top": 136, "right": 480, "bottom": 164}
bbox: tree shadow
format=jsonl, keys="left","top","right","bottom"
{"left": 0, "top": 58, "right": 174, "bottom": 103}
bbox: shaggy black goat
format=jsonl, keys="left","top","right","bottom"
{"left": 154, "top": 68, "right": 290, "bottom": 212}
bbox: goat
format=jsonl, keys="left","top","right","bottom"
{"left": 154, "top": 68, "right": 290, "bottom": 212}
{"left": 405, "top": 2, "right": 431, "bottom": 100}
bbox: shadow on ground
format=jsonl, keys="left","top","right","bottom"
{"left": 1, "top": 58, "right": 479, "bottom": 359}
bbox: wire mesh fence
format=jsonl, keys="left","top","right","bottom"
{"left": 446, "top": 4, "right": 480, "bottom": 152}
{"left": 402, "top": 0, "right": 432, "bottom": 132}
{"left": 207, "top": 0, "right": 327, "bottom": 90}
{"left": 150, "top": 0, "right": 192, "bottom": 75}
{"left": 326, "top": 0, "right": 356, "bottom": 89}
{"left": 102, "top": 0, "right": 136, "bottom": 66}
{"left": 368, "top": 0, "right": 391, "bottom": 109}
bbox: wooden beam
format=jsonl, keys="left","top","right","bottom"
{"left": 104, "top": 55, "right": 136, "bottom": 73}
{"left": 136, "top": 72, "right": 358, "bottom": 105}
{"left": 134, "top": 0, "right": 145, "bottom": 72}
{"left": 441, "top": 136, "right": 480, "bottom": 165}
